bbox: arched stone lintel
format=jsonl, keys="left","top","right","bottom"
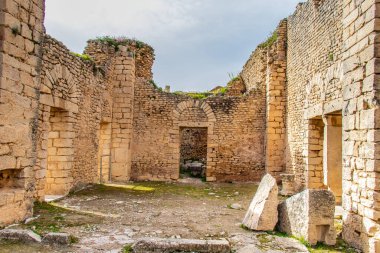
{"left": 173, "top": 100, "right": 216, "bottom": 122}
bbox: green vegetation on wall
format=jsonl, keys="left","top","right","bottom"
{"left": 88, "top": 36, "right": 153, "bottom": 51}
{"left": 257, "top": 31, "right": 278, "bottom": 49}
{"left": 70, "top": 52, "right": 93, "bottom": 62}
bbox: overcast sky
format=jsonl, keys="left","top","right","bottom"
{"left": 45, "top": 0, "right": 300, "bottom": 92}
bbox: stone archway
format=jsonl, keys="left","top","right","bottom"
{"left": 171, "top": 100, "right": 217, "bottom": 181}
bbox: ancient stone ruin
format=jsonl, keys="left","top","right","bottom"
{"left": 0, "top": 0, "right": 379, "bottom": 252}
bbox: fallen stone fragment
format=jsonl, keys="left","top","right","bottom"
{"left": 42, "top": 232, "right": 71, "bottom": 245}
{"left": 0, "top": 229, "right": 41, "bottom": 243}
{"left": 278, "top": 189, "right": 336, "bottom": 246}
{"left": 24, "top": 216, "right": 40, "bottom": 224}
{"left": 132, "top": 238, "right": 230, "bottom": 253}
{"left": 230, "top": 203, "right": 242, "bottom": 210}
{"left": 242, "top": 174, "right": 278, "bottom": 231}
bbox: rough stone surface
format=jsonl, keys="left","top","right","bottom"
{"left": 278, "top": 189, "right": 336, "bottom": 246}
{"left": 242, "top": 174, "right": 278, "bottom": 231}
{"left": 0, "top": 229, "right": 42, "bottom": 243}
{"left": 230, "top": 233, "right": 309, "bottom": 253}
{"left": 42, "top": 232, "right": 71, "bottom": 245}
{"left": 132, "top": 238, "right": 231, "bottom": 253}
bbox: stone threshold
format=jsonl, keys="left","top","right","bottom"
{"left": 132, "top": 237, "right": 231, "bottom": 253}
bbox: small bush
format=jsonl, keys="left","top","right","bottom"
{"left": 122, "top": 244, "right": 133, "bottom": 253}
{"left": 69, "top": 235, "right": 79, "bottom": 244}
{"left": 70, "top": 52, "right": 93, "bottom": 62}
{"left": 258, "top": 31, "right": 278, "bottom": 49}
{"left": 88, "top": 36, "right": 153, "bottom": 51}
{"left": 149, "top": 80, "right": 163, "bottom": 92}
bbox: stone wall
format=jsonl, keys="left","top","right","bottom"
{"left": 340, "top": 0, "right": 380, "bottom": 252}
{"left": 0, "top": 0, "right": 45, "bottom": 226}
{"left": 131, "top": 78, "right": 266, "bottom": 182}
{"left": 283, "top": 0, "right": 380, "bottom": 251}
{"left": 286, "top": 0, "right": 343, "bottom": 191}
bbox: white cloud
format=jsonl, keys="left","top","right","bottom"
{"left": 45, "top": 0, "right": 300, "bottom": 91}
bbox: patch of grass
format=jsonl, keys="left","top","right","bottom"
{"left": 88, "top": 36, "right": 153, "bottom": 51}
{"left": 267, "top": 230, "right": 357, "bottom": 253}
{"left": 34, "top": 201, "right": 68, "bottom": 214}
{"left": 267, "top": 231, "right": 288, "bottom": 238}
{"left": 149, "top": 80, "right": 163, "bottom": 92}
{"left": 172, "top": 91, "right": 213, "bottom": 99}
{"left": 328, "top": 52, "right": 334, "bottom": 61}
{"left": 308, "top": 239, "right": 358, "bottom": 253}
{"left": 257, "top": 234, "right": 273, "bottom": 244}
{"left": 19, "top": 202, "right": 101, "bottom": 236}
{"left": 69, "top": 235, "right": 79, "bottom": 244}
{"left": 122, "top": 244, "right": 133, "bottom": 253}
{"left": 82, "top": 181, "right": 258, "bottom": 200}
{"left": 239, "top": 224, "right": 250, "bottom": 231}
{"left": 70, "top": 52, "right": 93, "bottom": 62}
{"left": 258, "top": 31, "right": 278, "bottom": 49}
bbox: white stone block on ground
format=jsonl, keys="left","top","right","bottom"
{"left": 278, "top": 189, "right": 336, "bottom": 246}
{"left": 242, "top": 174, "right": 279, "bottom": 231}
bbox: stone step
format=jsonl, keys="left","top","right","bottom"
{"left": 132, "top": 238, "right": 231, "bottom": 253}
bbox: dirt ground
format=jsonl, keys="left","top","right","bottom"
{"left": 0, "top": 180, "right": 358, "bottom": 253}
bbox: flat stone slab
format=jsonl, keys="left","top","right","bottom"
{"left": 132, "top": 238, "right": 231, "bottom": 253}
{"left": 0, "top": 229, "right": 41, "bottom": 243}
{"left": 44, "top": 195, "right": 65, "bottom": 202}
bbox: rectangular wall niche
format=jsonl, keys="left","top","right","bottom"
{"left": 46, "top": 107, "right": 75, "bottom": 196}
{"left": 179, "top": 127, "right": 208, "bottom": 178}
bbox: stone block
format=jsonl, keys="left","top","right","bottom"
{"left": 132, "top": 238, "right": 230, "bottom": 253}
{"left": 278, "top": 189, "right": 336, "bottom": 246}
{"left": 0, "top": 229, "right": 41, "bottom": 243}
{"left": 42, "top": 232, "right": 71, "bottom": 245}
{"left": 242, "top": 174, "right": 278, "bottom": 231}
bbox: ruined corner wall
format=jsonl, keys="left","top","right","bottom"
{"left": 286, "top": 0, "right": 343, "bottom": 190}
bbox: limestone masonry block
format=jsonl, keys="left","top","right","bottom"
{"left": 278, "top": 189, "right": 337, "bottom": 246}
{"left": 242, "top": 174, "right": 279, "bottom": 231}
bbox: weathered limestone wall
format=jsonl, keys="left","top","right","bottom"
{"left": 284, "top": 0, "right": 380, "bottom": 251}
{"left": 131, "top": 78, "right": 266, "bottom": 182}
{"left": 34, "top": 35, "right": 112, "bottom": 197}
{"left": 286, "top": 0, "right": 343, "bottom": 190}
{"left": 340, "top": 0, "right": 380, "bottom": 252}
{"left": 0, "top": 0, "right": 45, "bottom": 226}
{"left": 265, "top": 20, "right": 288, "bottom": 180}
{"left": 240, "top": 47, "right": 267, "bottom": 93}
